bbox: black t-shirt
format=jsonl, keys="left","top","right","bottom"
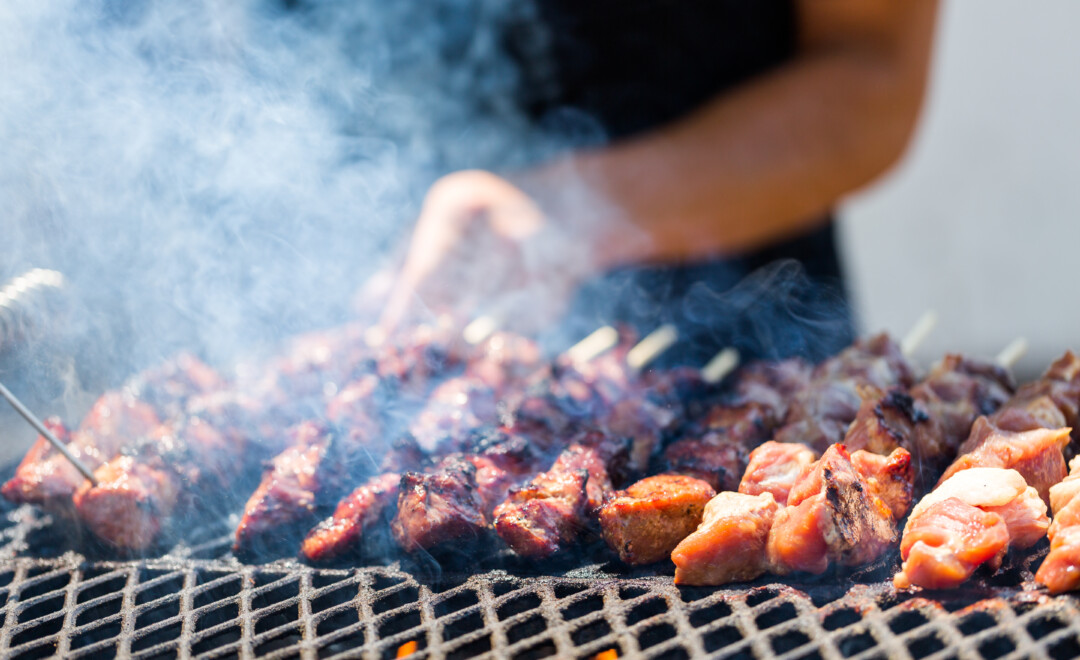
{"left": 505, "top": 0, "right": 855, "bottom": 363}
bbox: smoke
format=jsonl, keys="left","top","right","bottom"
{"left": 0, "top": 0, "right": 549, "bottom": 388}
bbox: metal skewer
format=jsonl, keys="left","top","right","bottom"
{"left": 0, "top": 381, "right": 97, "bottom": 485}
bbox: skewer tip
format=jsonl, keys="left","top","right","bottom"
{"left": 901, "top": 310, "right": 938, "bottom": 358}
{"left": 566, "top": 326, "right": 619, "bottom": 365}
{"left": 463, "top": 315, "right": 500, "bottom": 346}
{"left": 626, "top": 324, "right": 678, "bottom": 371}
{"left": 995, "top": 337, "right": 1029, "bottom": 369}
{"left": 701, "top": 347, "right": 741, "bottom": 384}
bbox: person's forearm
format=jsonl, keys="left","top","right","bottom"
{"left": 526, "top": 4, "right": 936, "bottom": 271}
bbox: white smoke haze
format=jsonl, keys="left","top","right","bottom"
{"left": 0, "top": 0, "right": 558, "bottom": 396}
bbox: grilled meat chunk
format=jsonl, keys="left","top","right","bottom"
{"left": 844, "top": 356, "right": 1014, "bottom": 490}
{"left": 301, "top": 472, "right": 402, "bottom": 562}
{"left": 3, "top": 392, "right": 161, "bottom": 508}
{"left": 234, "top": 422, "right": 345, "bottom": 556}
{"left": 938, "top": 422, "right": 1070, "bottom": 504}
{"left": 392, "top": 431, "right": 542, "bottom": 552}
{"left": 73, "top": 416, "right": 237, "bottom": 550}
{"left": 1037, "top": 457, "right": 1080, "bottom": 593}
{"left": 662, "top": 359, "right": 812, "bottom": 491}
{"left": 672, "top": 492, "right": 779, "bottom": 585}
{"left": 598, "top": 475, "right": 716, "bottom": 565}
{"left": 738, "top": 441, "right": 817, "bottom": 506}
{"left": 894, "top": 467, "right": 1048, "bottom": 589}
{"left": 493, "top": 435, "right": 626, "bottom": 558}
{"left": 773, "top": 334, "right": 915, "bottom": 451}
{"left": 768, "top": 445, "right": 910, "bottom": 574}
{"left": 300, "top": 435, "right": 426, "bottom": 562}
{"left": 673, "top": 444, "right": 913, "bottom": 585}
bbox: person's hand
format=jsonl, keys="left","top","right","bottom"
{"left": 377, "top": 170, "right": 580, "bottom": 337}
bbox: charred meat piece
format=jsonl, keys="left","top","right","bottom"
{"left": 300, "top": 435, "right": 427, "bottom": 562}
{"left": 391, "top": 430, "right": 543, "bottom": 552}
{"left": 598, "top": 475, "right": 716, "bottom": 566}
{"left": 738, "top": 441, "right": 817, "bottom": 506}
{"left": 1037, "top": 457, "right": 1080, "bottom": 593}
{"left": 844, "top": 356, "right": 1015, "bottom": 489}
{"left": 894, "top": 467, "right": 1048, "bottom": 590}
{"left": 773, "top": 333, "right": 916, "bottom": 452}
{"left": 493, "top": 434, "right": 627, "bottom": 558}
{"left": 234, "top": 422, "right": 348, "bottom": 556}
{"left": 392, "top": 458, "right": 485, "bottom": 551}
{"left": 73, "top": 416, "right": 238, "bottom": 550}
{"left": 768, "top": 445, "right": 911, "bottom": 574}
{"left": 3, "top": 391, "right": 161, "bottom": 508}
{"left": 301, "top": 472, "right": 402, "bottom": 562}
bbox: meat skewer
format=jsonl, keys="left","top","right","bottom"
{"left": 301, "top": 326, "right": 638, "bottom": 562}
{"left": 894, "top": 350, "right": 1080, "bottom": 590}
{"left": 672, "top": 443, "right": 914, "bottom": 585}
{"left": 233, "top": 322, "right": 467, "bottom": 557}
{"left": 2, "top": 354, "right": 219, "bottom": 511}
{"left": 602, "top": 318, "right": 931, "bottom": 569}
{"left": 671, "top": 337, "right": 1023, "bottom": 585}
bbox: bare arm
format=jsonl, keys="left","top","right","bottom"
{"left": 527, "top": 0, "right": 939, "bottom": 268}
{"left": 378, "top": 0, "right": 938, "bottom": 331}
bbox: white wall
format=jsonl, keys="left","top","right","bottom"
{"left": 840, "top": 0, "right": 1080, "bottom": 376}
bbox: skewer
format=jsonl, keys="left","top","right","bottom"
{"left": 463, "top": 315, "right": 500, "bottom": 346}
{"left": 565, "top": 326, "right": 620, "bottom": 365}
{"left": 626, "top": 324, "right": 678, "bottom": 372}
{"left": 701, "top": 347, "right": 741, "bottom": 385}
{"left": 900, "top": 310, "right": 938, "bottom": 358}
{"left": 995, "top": 337, "right": 1029, "bottom": 370}
{"left": 0, "top": 381, "right": 97, "bottom": 486}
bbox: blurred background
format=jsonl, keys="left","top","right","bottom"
{"left": 2, "top": 0, "right": 1079, "bottom": 462}
{"left": 842, "top": 0, "right": 1080, "bottom": 374}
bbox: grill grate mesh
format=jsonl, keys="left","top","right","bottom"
{"left": 2, "top": 503, "right": 1080, "bottom": 659}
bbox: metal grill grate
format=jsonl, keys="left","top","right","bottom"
{"left": 2, "top": 504, "right": 1080, "bottom": 659}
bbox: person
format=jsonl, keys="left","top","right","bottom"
{"left": 377, "top": 0, "right": 939, "bottom": 365}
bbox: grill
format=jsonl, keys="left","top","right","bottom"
{"left": 2, "top": 495, "right": 1080, "bottom": 660}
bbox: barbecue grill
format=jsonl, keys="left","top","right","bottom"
{"left": 2, "top": 489, "right": 1078, "bottom": 660}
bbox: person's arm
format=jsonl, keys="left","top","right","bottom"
{"left": 528, "top": 0, "right": 939, "bottom": 269}
{"left": 378, "top": 0, "right": 938, "bottom": 332}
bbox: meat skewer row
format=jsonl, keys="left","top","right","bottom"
{"left": 600, "top": 325, "right": 924, "bottom": 569}
{"left": 894, "top": 350, "right": 1080, "bottom": 590}
{"left": 672, "top": 341, "right": 1024, "bottom": 585}
{"left": 233, "top": 322, "right": 498, "bottom": 557}
{"left": 73, "top": 325, "right": 390, "bottom": 552}
{"left": 304, "top": 326, "right": 690, "bottom": 561}
{"left": 303, "top": 332, "right": 550, "bottom": 562}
